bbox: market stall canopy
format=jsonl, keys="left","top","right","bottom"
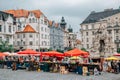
{"left": 42, "top": 51, "right": 64, "bottom": 57}
{"left": 64, "top": 48, "right": 89, "bottom": 56}
{"left": 17, "top": 49, "right": 39, "bottom": 55}
{"left": 105, "top": 56, "right": 119, "bottom": 61}
{"left": 70, "top": 56, "right": 81, "bottom": 60}
{"left": 113, "top": 53, "right": 120, "bottom": 56}
{"left": 0, "top": 52, "right": 8, "bottom": 57}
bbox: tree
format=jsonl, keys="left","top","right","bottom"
{"left": 0, "top": 40, "right": 14, "bottom": 52}
{"left": 117, "top": 48, "right": 120, "bottom": 53}
{"left": 81, "top": 47, "right": 87, "bottom": 52}
{"left": 56, "top": 49, "right": 64, "bottom": 53}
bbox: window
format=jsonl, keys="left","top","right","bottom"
{"left": 86, "top": 32, "right": 88, "bottom": 36}
{"left": 36, "top": 19, "right": 37, "bottom": 23}
{"left": 36, "top": 34, "right": 38, "bottom": 38}
{"left": 13, "top": 27, "right": 15, "bottom": 31}
{"left": 29, "top": 41, "right": 33, "bottom": 45}
{"left": 116, "top": 36, "right": 119, "bottom": 40}
{"left": 41, "top": 34, "right": 43, "bottom": 38}
{"left": 9, "top": 26, "right": 11, "bottom": 33}
{"left": 116, "top": 30, "right": 119, "bottom": 33}
{"left": 0, "top": 25, "right": 2, "bottom": 32}
{"left": 87, "top": 38, "right": 89, "bottom": 42}
{"left": 23, "top": 34, "right": 25, "bottom": 38}
{"left": 45, "top": 35, "right": 47, "bottom": 39}
{"left": 17, "top": 41, "right": 20, "bottom": 46}
{"left": 45, "top": 28, "right": 47, "bottom": 32}
{"left": 29, "top": 34, "right": 32, "bottom": 38}
{"left": 86, "top": 25, "right": 88, "bottom": 29}
{"left": 92, "top": 31, "right": 94, "bottom": 35}
{"left": 17, "top": 34, "right": 20, "bottom": 38}
{"left": 42, "top": 41, "right": 44, "bottom": 46}
{"left": 0, "top": 15, "right": 1, "bottom": 20}
{"left": 87, "top": 44, "right": 89, "bottom": 48}
{"left": 108, "top": 30, "right": 112, "bottom": 34}
{"left": 6, "top": 37, "right": 9, "bottom": 42}
{"left": 29, "top": 18, "right": 32, "bottom": 23}
{"left": 32, "top": 18, "right": 35, "bottom": 23}
{"left": 41, "top": 20, "right": 43, "bottom": 24}
{"left": 4, "top": 25, "right": 6, "bottom": 32}
{"left": 23, "top": 42, "right": 25, "bottom": 45}
{"left": 41, "top": 27, "right": 43, "bottom": 31}
{"left": 0, "top": 37, "right": 2, "bottom": 41}
{"left": 30, "top": 12, "right": 33, "bottom": 16}
{"left": 92, "top": 24, "right": 94, "bottom": 29}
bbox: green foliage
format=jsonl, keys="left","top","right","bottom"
{"left": 81, "top": 47, "right": 87, "bottom": 52}
{"left": 0, "top": 40, "right": 14, "bottom": 52}
{"left": 56, "top": 49, "right": 64, "bottom": 53}
{"left": 117, "top": 48, "right": 120, "bottom": 53}
{"left": 67, "top": 47, "right": 73, "bottom": 51}
{"left": 48, "top": 47, "right": 52, "bottom": 51}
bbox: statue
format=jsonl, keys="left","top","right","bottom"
{"left": 99, "top": 40, "right": 105, "bottom": 52}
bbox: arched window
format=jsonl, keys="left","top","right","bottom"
{"left": 32, "top": 18, "right": 35, "bottom": 23}
{"left": 29, "top": 18, "right": 32, "bottom": 23}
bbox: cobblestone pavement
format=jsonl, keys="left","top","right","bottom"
{"left": 0, "top": 69, "right": 120, "bottom": 80}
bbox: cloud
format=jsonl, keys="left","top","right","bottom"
{"left": 0, "top": 0, "right": 120, "bottom": 32}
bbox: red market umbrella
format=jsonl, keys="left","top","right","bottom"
{"left": 64, "top": 48, "right": 89, "bottom": 56}
{"left": 17, "top": 49, "right": 39, "bottom": 55}
{"left": 0, "top": 52, "right": 8, "bottom": 57}
{"left": 113, "top": 54, "right": 120, "bottom": 56}
{"left": 42, "top": 51, "right": 64, "bottom": 57}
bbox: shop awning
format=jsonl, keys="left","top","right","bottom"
{"left": 64, "top": 48, "right": 89, "bottom": 56}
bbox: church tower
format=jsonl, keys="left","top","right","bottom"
{"left": 60, "top": 17, "right": 66, "bottom": 30}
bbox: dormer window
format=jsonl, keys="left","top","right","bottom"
{"left": 29, "top": 18, "right": 32, "bottom": 23}
{"left": 32, "top": 18, "right": 35, "bottom": 23}
{"left": 9, "top": 26, "right": 12, "bottom": 33}
{"left": 30, "top": 12, "right": 33, "bottom": 16}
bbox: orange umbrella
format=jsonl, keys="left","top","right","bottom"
{"left": 17, "top": 49, "right": 39, "bottom": 55}
{"left": 42, "top": 51, "right": 64, "bottom": 57}
{"left": 0, "top": 52, "right": 8, "bottom": 57}
{"left": 64, "top": 48, "right": 88, "bottom": 56}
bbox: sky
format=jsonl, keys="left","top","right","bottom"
{"left": 0, "top": 0, "right": 120, "bottom": 33}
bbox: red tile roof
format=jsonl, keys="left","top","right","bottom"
{"left": 23, "top": 24, "right": 36, "bottom": 33}
{"left": 5, "top": 9, "right": 43, "bottom": 18}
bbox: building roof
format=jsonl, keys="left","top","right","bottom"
{"left": 49, "top": 20, "right": 59, "bottom": 28}
{"left": 23, "top": 24, "right": 36, "bottom": 33}
{"left": 16, "top": 24, "right": 36, "bottom": 33}
{"left": 0, "top": 11, "right": 14, "bottom": 21}
{"left": 4, "top": 9, "right": 43, "bottom": 18}
{"left": 81, "top": 9, "right": 120, "bottom": 24}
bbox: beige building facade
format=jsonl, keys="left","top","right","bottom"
{"left": 80, "top": 8, "right": 120, "bottom": 57}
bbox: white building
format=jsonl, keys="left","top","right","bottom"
{"left": 0, "top": 11, "right": 14, "bottom": 45}
{"left": 15, "top": 24, "right": 38, "bottom": 50}
{"left": 5, "top": 9, "right": 50, "bottom": 50}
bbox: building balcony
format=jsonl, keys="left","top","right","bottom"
{"left": 115, "top": 40, "right": 120, "bottom": 43}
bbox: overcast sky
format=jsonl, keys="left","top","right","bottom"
{"left": 0, "top": 0, "right": 120, "bottom": 32}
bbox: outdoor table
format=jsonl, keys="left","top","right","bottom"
{"left": 77, "top": 63, "right": 100, "bottom": 75}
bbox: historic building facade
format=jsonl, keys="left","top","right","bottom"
{"left": 49, "top": 21, "right": 64, "bottom": 50}
{"left": 80, "top": 8, "right": 120, "bottom": 57}
{"left": 0, "top": 11, "right": 15, "bottom": 45}
{"left": 15, "top": 24, "right": 39, "bottom": 50}
{"left": 5, "top": 9, "right": 50, "bottom": 50}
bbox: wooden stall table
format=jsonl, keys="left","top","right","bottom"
{"left": 76, "top": 63, "right": 100, "bottom": 75}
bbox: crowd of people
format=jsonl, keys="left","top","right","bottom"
{"left": 103, "top": 60, "right": 120, "bottom": 73}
